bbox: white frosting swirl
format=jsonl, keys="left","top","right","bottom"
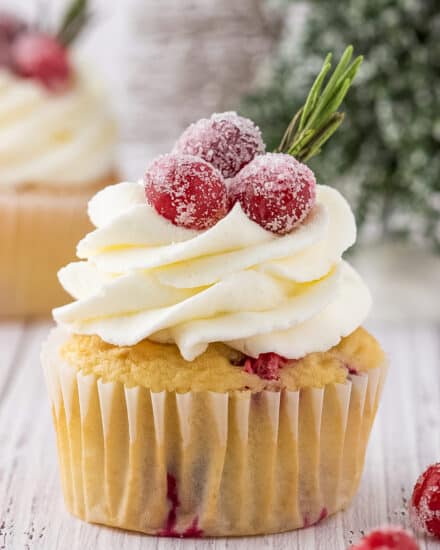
{"left": 0, "top": 59, "right": 117, "bottom": 188}
{"left": 54, "top": 181, "right": 371, "bottom": 360}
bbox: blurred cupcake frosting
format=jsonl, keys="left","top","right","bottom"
{"left": 54, "top": 180, "right": 371, "bottom": 361}
{"left": 0, "top": 60, "right": 117, "bottom": 189}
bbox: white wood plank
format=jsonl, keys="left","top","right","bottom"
{"left": 0, "top": 321, "right": 439, "bottom": 549}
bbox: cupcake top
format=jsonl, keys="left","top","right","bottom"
{"left": 54, "top": 114, "right": 371, "bottom": 364}
{"left": 54, "top": 48, "right": 371, "bottom": 368}
{"left": 0, "top": 8, "right": 117, "bottom": 190}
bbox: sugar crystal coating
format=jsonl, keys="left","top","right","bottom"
{"left": 229, "top": 152, "right": 316, "bottom": 235}
{"left": 173, "top": 111, "right": 265, "bottom": 178}
{"left": 410, "top": 462, "right": 440, "bottom": 538}
{"left": 144, "top": 153, "right": 228, "bottom": 230}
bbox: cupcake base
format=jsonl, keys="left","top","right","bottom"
{"left": 42, "top": 329, "right": 387, "bottom": 537}
{"left": 0, "top": 173, "right": 118, "bottom": 317}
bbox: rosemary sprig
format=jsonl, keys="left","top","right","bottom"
{"left": 57, "top": 0, "right": 90, "bottom": 47}
{"left": 277, "top": 46, "right": 363, "bottom": 162}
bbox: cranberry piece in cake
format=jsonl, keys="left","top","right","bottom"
{"left": 11, "top": 32, "right": 71, "bottom": 91}
{"left": 173, "top": 111, "right": 265, "bottom": 178}
{"left": 410, "top": 462, "right": 440, "bottom": 538}
{"left": 243, "top": 352, "right": 288, "bottom": 381}
{"left": 144, "top": 154, "right": 228, "bottom": 230}
{"left": 350, "top": 526, "right": 419, "bottom": 550}
{"left": 229, "top": 153, "right": 316, "bottom": 235}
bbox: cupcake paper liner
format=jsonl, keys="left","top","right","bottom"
{"left": 42, "top": 328, "right": 387, "bottom": 537}
{"left": 0, "top": 173, "right": 118, "bottom": 317}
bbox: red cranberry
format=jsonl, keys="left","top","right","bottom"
{"left": 173, "top": 111, "right": 265, "bottom": 178}
{"left": 230, "top": 153, "right": 316, "bottom": 235}
{"left": 144, "top": 154, "right": 228, "bottom": 230}
{"left": 0, "top": 12, "right": 27, "bottom": 43}
{"left": 410, "top": 462, "right": 440, "bottom": 538}
{"left": 350, "top": 526, "right": 419, "bottom": 550}
{"left": 11, "top": 32, "right": 71, "bottom": 91}
{"left": 0, "top": 12, "right": 27, "bottom": 68}
{"left": 243, "top": 353, "right": 288, "bottom": 381}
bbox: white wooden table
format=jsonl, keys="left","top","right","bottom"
{"left": 1, "top": 320, "right": 439, "bottom": 549}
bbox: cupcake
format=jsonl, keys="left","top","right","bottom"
{"left": 42, "top": 49, "right": 387, "bottom": 537}
{"left": 0, "top": 4, "right": 118, "bottom": 316}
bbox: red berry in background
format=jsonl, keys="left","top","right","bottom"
{"left": 230, "top": 153, "right": 316, "bottom": 235}
{"left": 11, "top": 32, "right": 71, "bottom": 91}
{"left": 410, "top": 462, "right": 440, "bottom": 538}
{"left": 350, "top": 526, "right": 419, "bottom": 550}
{"left": 173, "top": 111, "right": 265, "bottom": 179}
{"left": 0, "top": 12, "right": 27, "bottom": 43}
{"left": 0, "top": 12, "right": 27, "bottom": 68}
{"left": 144, "top": 154, "right": 229, "bottom": 230}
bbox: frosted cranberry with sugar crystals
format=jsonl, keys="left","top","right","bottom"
{"left": 410, "top": 462, "right": 440, "bottom": 538}
{"left": 173, "top": 111, "right": 265, "bottom": 178}
{"left": 144, "top": 154, "right": 228, "bottom": 230}
{"left": 350, "top": 526, "right": 419, "bottom": 550}
{"left": 11, "top": 32, "right": 71, "bottom": 91}
{"left": 230, "top": 153, "right": 316, "bottom": 235}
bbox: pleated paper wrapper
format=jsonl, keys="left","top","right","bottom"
{"left": 41, "top": 328, "right": 387, "bottom": 537}
{"left": 0, "top": 172, "right": 118, "bottom": 317}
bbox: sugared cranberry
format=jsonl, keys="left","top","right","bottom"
{"left": 0, "top": 12, "right": 27, "bottom": 43}
{"left": 144, "top": 154, "right": 228, "bottom": 230}
{"left": 173, "top": 111, "right": 265, "bottom": 179}
{"left": 11, "top": 32, "right": 71, "bottom": 91}
{"left": 410, "top": 462, "right": 440, "bottom": 538}
{"left": 229, "top": 153, "right": 316, "bottom": 235}
{"left": 350, "top": 526, "right": 419, "bottom": 550}
{"left": 243, "top": 352, "right": 288, "bottom": 381}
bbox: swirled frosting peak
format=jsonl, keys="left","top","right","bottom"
{"left": 0, "top": 59, "right": 117, "bottom": 188}
{"left": 54, "top": 180, "right": 371, "bottom": 361}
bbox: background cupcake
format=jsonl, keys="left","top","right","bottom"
{"left": 0, "top": 0, "right": 118, "bottom": 317}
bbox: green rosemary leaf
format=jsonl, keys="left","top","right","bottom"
{"left": 313, "top": 77, "right": 350, "bottom": 129}
{"left": 298, "top": 54, "right": 332, "bottom": 131}
{"left": 277, "top": 45, "right": 362, "bottom": 162}
{"left": 305, "top": 46, "right": 354, "bottom": 129}
{"left": 337, "top": 55, "right": 363, "bottom": 88}
{"left": 57, "top": 0, "right": 89, "bottom": 46}
{"left": 278, "top": 108, "right": 302, "bottom": 153}
{"left": 300, "top": 113, "right": 344, "bottom": 162}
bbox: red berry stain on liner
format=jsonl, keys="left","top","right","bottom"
{"left": 303, "top": 507, "right": 328, "bottom": 528}
{"left": 410, "top": 462, "right": 440, "bottom": 539}
{"left": 349, "top": 526, "right": 420, "bottom": 550}
{"left": 158, "top": 473, "right": 203, "bottom": 538}
{"left": 243, "top": 352, "right": 288, "bottom": 381}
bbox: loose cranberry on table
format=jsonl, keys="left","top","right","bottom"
{"left": 11, "top": 32, "right": 71, "bottom": 91}
{"left": 144, "top": 154, "right": 229, "bottom": 230}
{"left": 229, "top": 152, "right": 317, "bottom": 235}
{"left": 410, "top": 462, "right": 440, "bottom": 538}
{"left": 350, "top": 526, "right": 420, "bottom": 550}
{"left": 173, "top": 111, "right": 265, "bottom": 178}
